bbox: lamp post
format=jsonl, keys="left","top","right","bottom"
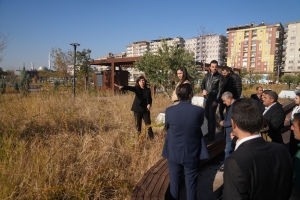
{"left": 70, "top": 43, "right": 80, "bottom": 97}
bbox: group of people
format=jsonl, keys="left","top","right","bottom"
{"left": 114, "top": 60, "right": 300, "bottom": 199}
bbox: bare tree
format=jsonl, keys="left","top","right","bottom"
{"left": 197, "top": 26, "right": 212, "bottom": 73}
{"left": 0, "top": 32, "right": 10, "bottom": 63}
{"left": 51, "top": 47, "right": 73, "bottom": 82}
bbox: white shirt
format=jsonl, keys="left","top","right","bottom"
{"left": 291, "top": 105, "right": 300, "bottom": 122}
{"left": 263, "top": 102, "right": 277, "bottom": 115}
{"left": 235, "top": 134, "right": 261, "bottom": 150}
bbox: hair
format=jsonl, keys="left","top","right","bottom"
{"left": 293, "top": 113, "right": 300, "bottom": 127}
{"left": 176, "top": 83, "right": 193, "bottom": 101}
{"left": 263, "top": 90, "right": 278, "bottom": 102}
{"left": 210, "top": 60, "right": 218, "bottom": 66}
{"left": 256, "top": 86, "right": 263, "bottom": 91}
{"left": 231, "top": 98, "right": 262, "bottom": 134}
{"left": 222, "top": 91, "right": 233, "bottom": 99}
{"left": 221, "top": 66, "right": 231, "bottom": 72}
{"left": 296, "top": 93, "right": 300, "bottom": 98}
{"left": 135, "top": 76, "right": 148, "bottom": 88}
{"left": 177, "top": 66, "right": 190, "bottom": 84}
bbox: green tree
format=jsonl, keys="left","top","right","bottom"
{"left": 19, "top": 67, "right": 31, "bottom": 94}
{"left": 51, "top": 47, "right": 73, "bottom": 83}
{"left": 135, "top": 40, "right": 197, "bottom": 95}
{"left": 252, "top": 73, "right": 263, "bottom": 84}
{"left": 280, "top": 74, "right": 295, "bottom": 89}
{"left": 76, "top": 49, "right": 94, "bottom": 91}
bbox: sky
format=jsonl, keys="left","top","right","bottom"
{"left": 0, "top": 0, "right": 300, "bottom": 71}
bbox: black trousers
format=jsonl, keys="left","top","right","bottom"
{"left": 204, "top": 100, "right": 218, "bottom": 139}
{"left": 134, "top": 111, "right": 154, "bottom": 140}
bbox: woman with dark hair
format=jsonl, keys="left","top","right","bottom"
{"left": 290, "top": 93, "right": 300, "bottom": 155}
{"left": 114, "top": 76, "right": 154, "bottom": 140}
{"left": 171, "top": 67, "right": 191, "bottom": 104}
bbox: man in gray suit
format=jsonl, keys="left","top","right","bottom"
{"left": 162, "top": 83, "right": 208, "bottom": 200}
{"left": 223, "top": 98, "right": 293, "bottom": 200}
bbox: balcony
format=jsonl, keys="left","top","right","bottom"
{"left": 282, "top": 51, "right": 286, "bottom": 56}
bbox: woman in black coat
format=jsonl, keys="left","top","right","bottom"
{"left": 114, "top": 76, "right": 154, "bottom": 140}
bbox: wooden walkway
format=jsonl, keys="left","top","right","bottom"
{"left": 131, "top": 132, "right": 225, "bottom": 200}
{"left": 131, "top": 100, "right": 295, "bottom": 200}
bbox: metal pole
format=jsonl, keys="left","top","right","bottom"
{"left": 277, "top": 66, "right": 280, "bottom": 83}
{"left": 70, "top": 43, "right": 80, "bottom": 97}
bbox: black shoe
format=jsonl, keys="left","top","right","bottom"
{"left": 219, "top": 164, "right": 224, "bottom": 172}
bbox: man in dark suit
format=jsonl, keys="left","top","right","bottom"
{"left": 262, "top": 90, "right": 285, "bottom": 143}
{"left": 162, "top": 83, "right": 207, "bottom": 200}
{"left": 223, "top": 98, "right": 293, "bottom": 200}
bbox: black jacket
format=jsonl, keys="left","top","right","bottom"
{"left": 223, "top": 72, "right": 242, "bottom": 99}
{"left": 122, "top": 86, "right": 152, "bottom": 113}
{"left": 201, "top": 71, "right": 224, "bottom": 102}
{"left": 263, "top": 102, "right": 285, "bottom": 144}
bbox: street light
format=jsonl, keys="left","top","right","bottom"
{"left": 70, "top": 43, "right": 80, "bottom": 97}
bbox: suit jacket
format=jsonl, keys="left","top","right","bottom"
{"left": 162, "top": 101, "right": 206, "bottom": 163}
{"left": 223, "top": 137, "right": 293, "bottom": 200}
{"left": 263, "top": 102, "right": 285, "bottom": 143}
{"left": 223, "top": 104, "right": 233, "bottom": 136}
{"left": 122, "top": 86, "right": 152, "bottom": 113}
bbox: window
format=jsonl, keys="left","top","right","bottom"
{"left": 258, "top": 62, "right": 261, "bottom": 66}
{"left": 298, "top": 61, "right": 300, "bottom": 63}
{"left": 291, "top": 36, "right": 296, "bottom": 40}
{"left": 289, "top": 61, "right": 294, "bottom": 64}
{"left": 298, "top": 66, "right": 300, "bottom": 70}
{"left": 291, "top": 43, "right": 295, "bottom": 46}
{"left": 288, "top": 66, "right": 293, "bottom": 69}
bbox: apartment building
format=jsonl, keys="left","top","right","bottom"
{"left": 184, "top": 37, "right": 197, "bottom": 60}
{"left": 283, "top": 21, "right": 300, "bottom": 73}
{"left": 185, "top": 35, "right": 226, "bottom": 65}
{"left": 126, "top": 41, "right": 149, "bottom": 57}
{"left": 226, "top": 22, "right": 284, "bottom": 72}
{"left": 149, "top": 37, "right": 185, "bottom": 54}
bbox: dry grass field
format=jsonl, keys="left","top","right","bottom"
{"left": 0, "top": 83, "right": 292, "bottom": 199}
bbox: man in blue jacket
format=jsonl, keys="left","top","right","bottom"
{"left": 162, "top": 83, "right": 207, "bottom": 200}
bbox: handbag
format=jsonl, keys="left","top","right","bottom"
{"left": 260, "top": 119, "right": 272, "bottom": 142}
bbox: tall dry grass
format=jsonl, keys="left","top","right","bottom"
{"left": 0, "top": 91, "right": 172, "bottom": 199}
{"left": 0, "top": 84, "right": 291, "bottom": 199}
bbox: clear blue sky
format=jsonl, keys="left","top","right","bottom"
{"left": 1, "top": 0, "right": 299, "bottom": 70}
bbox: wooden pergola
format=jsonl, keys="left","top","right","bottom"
{"left": 90, "top": 56, "right": 140, "bottom": 90}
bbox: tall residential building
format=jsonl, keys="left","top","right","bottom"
{"left": 283, "top": 21, "right": 300, "bottom": 73}
{"left": 126, "top": 41, "right": 150, "bottom": 57}
{"left": 149, "top": 37, "right": 185, "bottom": 54}
{"left": 185, "top": 34, "right": 226, "bottom": 65}
{"left": 226, "top": 22, "right": 284, "bottom": 72}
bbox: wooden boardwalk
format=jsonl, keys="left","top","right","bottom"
{"left": 131, "top": 100, "right": 295, "bottom": 200}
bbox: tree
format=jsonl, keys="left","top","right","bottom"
{"left": 135, "top": 40, "right": 198, "bottom": 95}
{"left": 19, "top": 67, "right": 31, "bottom": 94}
{"left": 252, "top": 73, "right": 263, "bottom": 84}
{"left": 280, "top": 74, "right": 295, "bottom": 89}
{"left": 76, "top": 49, "right": 94, "bottom": 91}
{"left": 0, "top": 78, "right": 6, "bottom": 94}
{"left": 51, "top": 47, "right": 73, "bottom": 82}
{"left": 0, "top": 32, "right": 9, "bottom": 63}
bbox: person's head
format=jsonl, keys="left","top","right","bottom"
{"left": 291, "top": 113, "right": 300, "bottom": 140}
{"left": 210, "top": 60, "right": 218, "bottom": 74}
{"left": 221, "top": 91, "right": 234, "bottom": 106}
{"left": 262, "top": 91, "right": 278, "bottom": 107}
{"left": 176, "top": 83, "right": 193, "bottom": 101}
{"left": 231, "top": 98, "right": 262, "bottom": 137}
{"left": 294, "top": 93, "right": 300, "bottom": 105}
{"left": 135, "top": 76, "right": 147, "bottom": 88}
{"left": 256, "top": 86, "right": 263, "bottom": 96}
{"left": 221, "top": 66, "right": 231, "bottom": 77}
{"left": 176, "top": 66, "right": 190, "bottom": 84}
